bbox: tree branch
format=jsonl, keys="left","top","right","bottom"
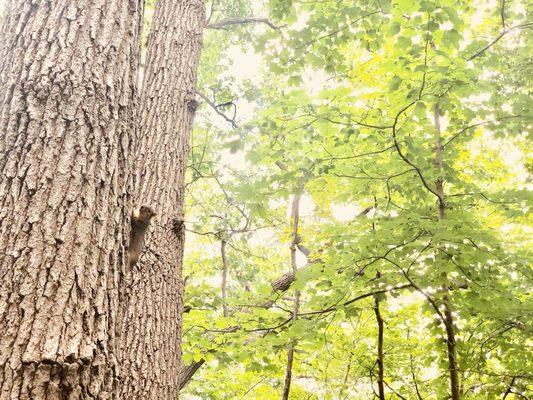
{"left": 390, "top": 40, "right": 445, "bottom": 208}
{"left": 297, "top": 284, "right": 413, "bottom": 317}
{"left": 207, "top": 17, "right": 280, "bottom": 30}
{"left": 178, "top": 359, "right": 205, "bottom": 390}
{"left": 502, "top": 376, "right": 517, "bottom": 399}
{"left": 196, "top": 90, "right": 238, "bottom": 128}
{"left": 442, "top": 115, "right": 522, "bottom": 147}
{"left": 467, "top": 22, "right": 533, "bottom": 61}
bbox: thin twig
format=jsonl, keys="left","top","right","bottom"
{"left": 443, "top": 115, "right": 522, "bottom": 147}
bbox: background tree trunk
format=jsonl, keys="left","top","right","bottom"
{"left": 119, "top": 0, "right": 205, "bottom": 398}
{"left": 373, "top": 296, "right": 385, "bottom": 400}
{"left": 282, "top": 192, "right": 303, "bottom": 400}
{"left": 0, "top": 0, "right": 142, "bottom": 398}
{"left": 433, "top": 102, "right": 460, "bottom": 400}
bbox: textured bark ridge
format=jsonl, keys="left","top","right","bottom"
{"left": 119, "top": 0, "right": 205, "bottom": 398}
{"left": 0, "top": 0, "right": 142, "bottom": 399}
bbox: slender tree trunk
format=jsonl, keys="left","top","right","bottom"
{"left": 119, "top": 0, "right": 205, "bottom": 398}
{"left": 409, "top": 354, "right": 424, "bottom": 400}
{"left": 338, "top": 357, "right": 351, "bottom": 400}
{"left": 221, "top": 239, "right": 229, "bottom": 317}
{"left": 373, "top": 296, "right": 385, "bottom": 400}
{"left": 434, "top": 102, "right": 461, "bottom": 400}
{"left": 282, "top": 192, "right": 302, "bottom": 400}
{"left": 0, "top": 1, "right": 142, "bottom": 398}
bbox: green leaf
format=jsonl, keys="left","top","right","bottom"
{"left": 389, "top": 76, "right": 403, "bottom": 91}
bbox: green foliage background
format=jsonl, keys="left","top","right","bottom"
{"left": 178, "top": 0, "right": 531, "bottom": 398}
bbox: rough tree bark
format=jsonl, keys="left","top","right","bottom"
{"left": 119, "top": 0, "right": 205, "bottom": 398}
{"left": 0, "top": 0, "right": 143, "bottom": 398}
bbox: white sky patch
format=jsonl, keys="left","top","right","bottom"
{"left": 422, "top": 365, "right": 440, "bottom": 381}
{"left": 204, "top": 45, "right": 263, "bottom": 127}
{"left": 295, "top": 251, "right": 307, "bottom": 267}
{"left": 472, "top": 130, "right": 529, "bottom": 183}
{"left": 331, "top": 203, "right": 361, "bottom": 222}
{"left": 292, "top": 11, "right": 310, "bottom": 30}
{"left": 471, "top": 0, "right": 497, "bottom": 28}
{"left": 387, "top": 291, "right": 425, "bottom": 313}
{"left": 226, "top": 45, "right": 263, "bottom": 83}
{"left": 302, "top": 68, "right": 331, "bottom": 95}
{"left": 299, "top": 195, "right": 315, "bottom": 217}
{"left": 204, "top": 274, "right": 223, "bottom": 288}
{"left": 219, "top": 147, "right": 249, "bottom": 171}
{"left": 247, "top": 226, "right": 279, "bottom": 248}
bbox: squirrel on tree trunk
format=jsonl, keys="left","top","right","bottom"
{"left": 128, "top": 205, "right": 156, "bottom": 269}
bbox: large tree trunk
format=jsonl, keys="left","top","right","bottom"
{"left": 119, "top": 0, "right": 205, "bottom": 398}
{"left": 0, "top": 0, "right": 142, "bottom": 398}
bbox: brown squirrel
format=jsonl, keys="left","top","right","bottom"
{"left": 127, "top": 205, "right": 156, "bottom": 269}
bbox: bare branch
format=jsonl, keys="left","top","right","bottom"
{"left": 383, "top": 380, "right": 408, "bottom": 400}
{"left": 178, "top": 359, "right": 205, "bottom": 390}
{"left": 196, "top": 90, "right": 238, "bottom": 128}
{"left": 241, "top": 377, "right": 268, "bottom": 398}
{"left": 207, "top": 17, "right": 280, "bottom": 30}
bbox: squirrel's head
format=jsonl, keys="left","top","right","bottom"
{"left": 133, "top": 205, "right": 156, "bottom": 222}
